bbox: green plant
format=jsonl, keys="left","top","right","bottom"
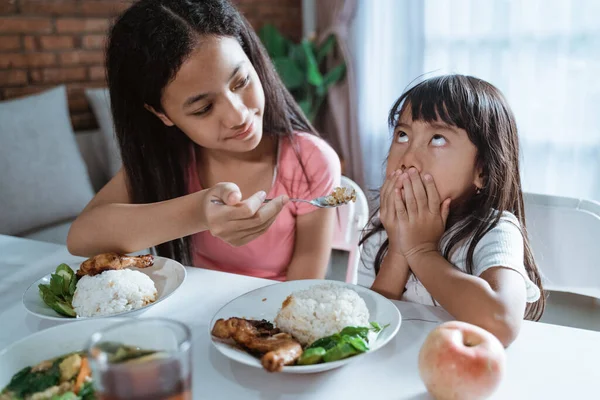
{"left": 258, "top": 24, "right": 346, "bottom": 122}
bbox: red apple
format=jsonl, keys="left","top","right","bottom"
{"left": 418, "top": 321, "right": 506, "bottom": 400}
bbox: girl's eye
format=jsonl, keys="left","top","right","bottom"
{"left": 193, "top": 104, "right": 212, "bottom": 116}
{"left": 234, "top": 75, "right": 250, "bottom": 91}
{"left": 431, "top": 134, "right": 447, "bottom": 146}
{"left": 396, "top": 131, "right": 409, "bottom": 143}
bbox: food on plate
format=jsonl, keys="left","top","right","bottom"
{"left": 211, "top": 283, "right": 387, "bottom": 372}
{"left": 0, "top": 345, "right": 162, "bottom": 400}
{"left": 0, "top": 352, "right": 92, "bottom": 400}
{"left": 323, "top": 186, "right": 357, "bottom": 206}
{"left": 73, "top": 269, "right": 157, "bottom": 318}
{"left": 76, "top": 253, "right": 154, "bottom": 278}
{"left": 38, "top": 253, "right": 157, "bottom": 318}
{"left": 296, "top": 322, "right": 383, "bottom": 366}
{"left": 274, "top": 283, "right": 370, "bottom": 346}
{"left": 38, "top": 264, "right": 78, "bottom": 317}
{"left": 211, "top": 318, "right": 302, "bottom": 372}
{"left": 418, "top": 321, "right": 506, "bottom": 400}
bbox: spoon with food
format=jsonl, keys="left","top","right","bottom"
{"left": 210, "top": 186, "right": 357, "bottom": 208}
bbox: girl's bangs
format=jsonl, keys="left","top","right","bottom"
{"left": 388, "top": 76, "right": 473, "bottom": 130}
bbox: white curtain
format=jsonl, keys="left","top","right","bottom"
{"left": 350, "top": 0, "right": 425, "bottom": 193}
{"left": 351, "top": 0, "right": 600, "bottom": 202}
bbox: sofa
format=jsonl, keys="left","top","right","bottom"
{"left": 0, "top": 86, "right": 118, "bottom": 245}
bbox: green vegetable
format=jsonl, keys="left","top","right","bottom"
{"left": 305, "top": 334, "right": 341, "bottom": 351}
{"left": 339, "top": 326, "right": 370, "bottom": 339}
{"left": 323, "top": 342, "right": 358, "bottom": 363}
{"left": 297, "top": 347, "right": 326, "bottom": 365}
{"left": 342, "top": 334, "right": 369, "bottom": 352}
{"left": 78, "top": 381, "right": 96, "bottom": 399}
{"left": 51, "top": 392, "right": 79, "bottom": 400}
{"left": 95, "top": 341, "right": 159, "bottom": 364}
{"left": 39, "top": 264, "right": 77, "bottom": 317}
{"left": 5, "top": 359, "right": 61, "bottom": 397}
{"left": 298, "top": 322, "right": 389, "bottom": 366}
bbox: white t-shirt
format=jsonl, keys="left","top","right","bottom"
{"left": 363, "top": 211, "right": 541, "bottom": 307}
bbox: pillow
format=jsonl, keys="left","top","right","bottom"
{"left": 0, "top": 86, "right": 95, "bottom": 235}
{"left": 85, "top": 88, "right": 122, "bottom": 179}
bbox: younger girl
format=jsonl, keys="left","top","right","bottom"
{"left": 361, "top": 74, "right": 545, "bottom": 346}
{"left": 67, "top": 0, "right": 341, "bottom": 281}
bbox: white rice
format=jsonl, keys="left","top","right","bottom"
{"left": 72, "top": 269, "right": 157, "bottom": 318}
{"left": 274, "top": 283, "right": 370, "bottom": 346}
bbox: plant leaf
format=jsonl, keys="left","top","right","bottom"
{"left": 272, "top": 57, "right": 304, "bottom": 89}
{"left": 258, "top": 24, "right": 289, "bottom": 59}
{"left": 289, "top": 43, "right": 307, "bottom": 71}
{"left": 297, "top": 99, "right": 312, "bottom": 118}
{"left": 316, "top": 34, "right": 336, "bottom": 64}
{"left": 322, "top": 63, "right": 346, "bottom": 92}
{"left": 301, "top": 39, "right": 323, "bottom": 87}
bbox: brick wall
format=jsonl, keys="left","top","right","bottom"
{"left": 0, "top": 0, "right": 302, "bottom": 131}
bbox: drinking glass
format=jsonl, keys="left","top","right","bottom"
{"left": 87, "top": 318, "right": 192, "bottom": 400}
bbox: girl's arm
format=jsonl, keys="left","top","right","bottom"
{"left": 285, "top": 207, "right": 335, "bottom": 280}
{"left": 370, "top": 252, "right": 410, "bottom": 300}
{"left": 67, "top": 169, "right": 287, "bottom": 256}
{"left": 406, "top": 252, "right": 527, "bottom": 347}
{"left": 67, "top": 169, "right": 206, "bottom": 256}
{"left": 395, "top": 169, "right": 528, "bottom": 347}
{"left": 370, "top": 170, "right": 411, "bottom": 299}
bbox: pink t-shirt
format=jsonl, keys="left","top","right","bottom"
{"left": 187, "top": 132, "right": 341, "bottom": 281}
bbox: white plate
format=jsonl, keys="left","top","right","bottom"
{"left": 0, "top": 318, "right": 129, "bottom": 390}
{"left": 209, "top": 279, "right": 401, "bottom": 374}
{"left": 22, "top": 256, "right": 187, "bottom": 320}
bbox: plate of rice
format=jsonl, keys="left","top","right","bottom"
{"left": 209, "top": 280, "right": 401, "bottom": 373}
{"left": 22, "top": 256, "right": 186, "bottom": 321}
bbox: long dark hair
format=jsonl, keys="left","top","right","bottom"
{"left": 359, "top": 74, "right": 545, "bottom": 321}
{"left": 106, "top": 0, "right": 316, "bottom": 265}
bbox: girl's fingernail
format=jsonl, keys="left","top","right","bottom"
{"left": 424, "top": 174, "right": 432, "bottom": 181}
{"left": 258, "top": 191, "right": 266, "bottom": 199}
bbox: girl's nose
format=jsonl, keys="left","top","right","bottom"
{"left": 222, "top": 93, "right": 248, "bottom": 129}
{"left": 399, "top": 148, "right": 422, "bottom": 172}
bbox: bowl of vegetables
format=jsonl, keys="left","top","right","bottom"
{"left": 0, "top": 318, "right": 128, "bottom": 399}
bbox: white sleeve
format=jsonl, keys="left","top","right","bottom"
{"left": 473, "top": 216, "right": 541, "bottom": 302}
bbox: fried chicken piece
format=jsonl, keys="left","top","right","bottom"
{"left": 211, "top": 317, "right": 302, "bottom": 372}
{"left": 261, "top": 341, "right": 303, "bottom": 372}
{"left": 76, "top": 252, "right": 154, "bottom": 278}
{"left": 247, "top": 319, "right": 281, "bottom": 336}
{"left": 211, "top": 317, "right": 240, "bottom": 339}
{"left": 212, "top": 318, "right": 280, "bottom": 339}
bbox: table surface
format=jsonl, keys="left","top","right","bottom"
{"left": 1, "top": 234, "right": 599, "bottom": 399}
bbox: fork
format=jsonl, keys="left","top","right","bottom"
{"left": 210, "top": 195, "right": 344, "bottom": 208}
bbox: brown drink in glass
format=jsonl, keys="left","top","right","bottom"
{"left": 87, "top": 318, "right": 192, "bottom": 400}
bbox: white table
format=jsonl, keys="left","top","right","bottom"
{"left": 1, "top": 234, "right": 598, "bottom": 399}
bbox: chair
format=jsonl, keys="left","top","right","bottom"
{"left": 331, "top": 176, "right": 370, "bottom": 284}
{"left": 524, "top": 192, "right": 600, "bottom": 299}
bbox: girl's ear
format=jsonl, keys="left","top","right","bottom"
{"left": 473, "top": 164, "right": 485, "bottom": 190}
{"left": 144, "top": 104, "right": 175, "bottom": 127}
